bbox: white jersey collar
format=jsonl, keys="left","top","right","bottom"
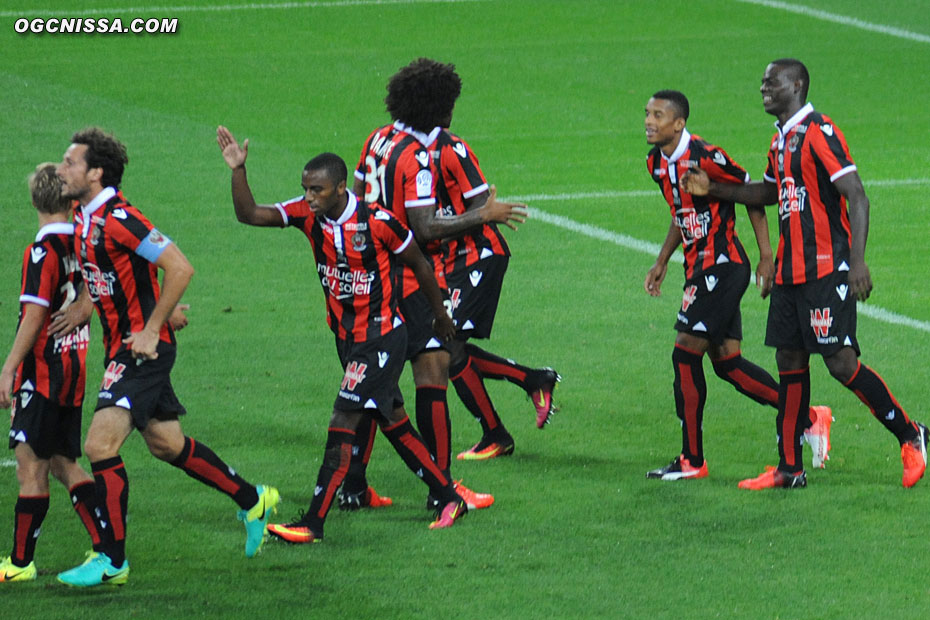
{"left": 35, "top": 222, "right": 74, "bottom": 242}
{"left": 81, "top": 186, "right": 117, "bottom": 219}
{"left": 393, "top": 120, "right": 440, "bottom": 148}
{"left": 662, "top": 128, "right": 691, "bottom": 164}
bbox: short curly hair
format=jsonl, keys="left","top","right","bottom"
{"left": 29, "top": 162, "right": 71, "bottom": 215}
{"left": 385, "top": 58, "right": 462, "bottom": 132}
{"left": 71, "top": 127, "right": 129, "bottom": 188}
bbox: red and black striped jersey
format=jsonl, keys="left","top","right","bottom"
{"left": 763, "top": 103, "right": 855, "bottom": 285}
{"left": 434, "top": 130, "right": 510, "bottom": 275}
{"left": 354, "top": 121, "right": 438, "bottom": 298}
{"left": 274, "top": 191, "right": 413, "bottom": 342}
{"left": 14, "top": 223, "right": 89, "bottom": 406}
{"left": 647, "top": 129, "right": 750, "bottom": 279}
{"left": 74, "top": 187, "right": 175, "bottom": 359}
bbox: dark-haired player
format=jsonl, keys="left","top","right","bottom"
{"left": 216, "top": 128, "right": 468, "bottom": 539}
{"left": 682, "top": 59, "right": 928, "bottom": 489}
{"left": 348, "top": 59, "right": 554, "bottom": 505}
{"left": 0, "top": 163, "right": 103, "bottom": 583}
{"left": 642, "top": 90, "right": 832, "bottom": 482}
{"left": 52, "top": 127, "right": 278, "bottom": 588}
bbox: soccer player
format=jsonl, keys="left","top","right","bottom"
{"left": 641, "top": 90, "right": 831, "bottom": 481}
{"left": 682, "top": 59, "right": 928, "bottom": 489}
{"left": 0, "top": 163, "right": 104, "bottom": 583}
{"left": 216, "top": 127, "right": 469, "bottom": 540}
{"left": 52, "top": 128, "right": 278, "bottom": 588}
{"left": 349, "top": 58, "right": 555, "bottom": 490}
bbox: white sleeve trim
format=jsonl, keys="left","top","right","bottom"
{"left": 354, "top": 169, "right": 365, "bottom": 180}
{"left": 393, "top": 230, "right": 413, "bottom": 254}
{"left": 830, "top": 165, "right": 857, "bottom": 183}
{"left": 405, "top": 198, "right": 435, "bottom": 208}
{"left": 273, "top": 203, "right": 289, "bottom": 226}
{"left": 20, "top": 295, "right": 50, "bottom": 308}
{"left": 462, "top": 183, "right": 489, "bottom": 199}
{"left": 763, "top": 173, "right": 777, "bottom": 183}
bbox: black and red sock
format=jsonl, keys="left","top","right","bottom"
{"left": 777, "top": 368, "right": 809, "bottom": 473}
{"left": 450, "top": 356, "right": 504, "bottom": 436}
{"left": 845, "top": 361, "right": 917, "bottom": 444}
{"left": 465, "top": 344, "right": 533, "bottom": 390}
{"left": 170, "top": 436, "right": 258, "bottom": 510}
{"left": 712, "top": 352, "right": 779, "bottom": 408}
{"left": 415, "top": 385, "right": 452, "bottom": 472}
{"left": 10, "top": 495, "right": 49, "bottom": 567}
{"left": 69, "top": 480, "right": 103, "bottom": 552}
{"left": 380, "top": 416, "right": 456, "bottom": 504}
{"left": 91, "top": 456, "right": 128, "bottom": 566}
{"left": 304, "top": 427, "right": 355, "bottom": 534}
{"left": 673, "top": 345, "right": 707, "bottom": 467}
{"left": 343, "top": 416, "right": 377, "bottom": 495}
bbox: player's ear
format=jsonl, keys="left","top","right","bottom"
{"left": 336, "top": 179, "right": 347, "bottom": 194}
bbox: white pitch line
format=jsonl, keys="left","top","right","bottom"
{"left": 0, "top": 0, "right": 482, "bottom": 19}
{"left": 0, "top": 459, "right": 16, "bottom": 468}
{"left": 733, "top": 0, "right": 930, "bottom": 44}
{"left": 523, "top": 207, "right": 930, "bottom": 334}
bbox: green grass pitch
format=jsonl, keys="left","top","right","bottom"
{"left": 1, "top": 1, "right": 929, "bottom": 617}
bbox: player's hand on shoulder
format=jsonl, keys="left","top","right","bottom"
{"left": 217, "top": 125, "right": 249, "bottom": 169}
{"left": 681, "top": 168, "right": 710, "bottom": 196}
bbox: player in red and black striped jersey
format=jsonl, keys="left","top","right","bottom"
{"left": 51, "top": 128, "right": 277, "bottom": 588}
{"left": 642, "top": 90, "right": 828, "bottom": 483}
{"left": 345, "top": 59, "right": 525, "bottom": 508}
{"left": 217, "top": 128, "right": 469, "bottom": 538}
{"left": 0, "top": 163, "right": 103, "bottom": 583}
{"left": 683, "top": 60, "right": 927, "bottom": 490}
{"left": 433, "top": 128, "right": 561, "bottom": 461}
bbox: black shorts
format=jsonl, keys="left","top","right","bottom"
{"left": 95, "top": 341, "right": 187, "bottom": 430}
{"left": 398, "top": 290, "right": 448, "bottom": 360}
{"left": 765, "top": 271, "right": 860, "bottom": 357}
{"left": 9, "top": 391, "right": 82, "bottom": 459}
{"left": 673, "top": 261, "right": 749, "bottom": 344}
{"left": 334, "top": 324, "right": 406, "bottom": 417}
{"left": 446, "top": 254, "right": 508, "bottom": 340}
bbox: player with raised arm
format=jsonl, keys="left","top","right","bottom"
{"left": 53, "top": 128, "right": 278, "bottom": 588}
{"left": 0, "top": 163, "right": 104, "bottom": 583}
{"left": 682, "top": 59, "right": 927, "bottom": 489}
{"left": 217, "top": 128, "right": 469, "bottom": 539}
{"left": 641, "top": 90, "right": 831, "bottom": 481}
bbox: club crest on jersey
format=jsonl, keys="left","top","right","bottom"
{"left": 415, "top": 170, "right": 432, "bottom": 198}
{"left": 788, "top": 134, "right": 800, "bottom": 153}
{"left": 341, "top": 362, "right": 367, "bottom": 391}
{"left": 681, "top": 285, "right": 698, "bottom": 312}
{"left": 351, "top": 232, "right": 367, "bottom": 252}
{"left": 89, "top": 225, "right": 102, "bottom": 247}
{"left": 810, "top": 308, "right": 834, "bottom": 339}
{"left": 30, "top": 246, "right": 47, "bottom": 264}
{"left": 101, "top": 361, "right": 126, "bottom": 390}
{"left": 453, "top": 142, "right": 467, "bottom": 158}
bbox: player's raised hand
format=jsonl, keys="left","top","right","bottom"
{"left": 217, "top": 125, "right": 249, "bottom": 169}
{"left": 681, "top": 168, "right": 710, "bottom": 196}
{"left": 482, "top": 185, "right": 528, "bottom": 231}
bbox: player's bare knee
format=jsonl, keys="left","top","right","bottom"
{"left": 824, "top": 351, "right": 857, "bottom": 384}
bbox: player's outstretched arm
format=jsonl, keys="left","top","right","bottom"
{"left": 682, "top": 169, "right": 777, "bottom": 207}
{"left": 407, "top": 185, "right": 526, "bottom": 242}
{"left": 216, "top": 125, "right": 283, "bottom": 227}
{"left": 835, "top": 171, "right": 873, "bottom": 301}
{"left": 745, "top": 205, "right": 775, "bottom": 298}
{"left": 398, "top": 243, "right": 455, "bottom": 342}
{"left": 644, "top": 219, "right": 680, "bottom": 297}
{"left": 0, "top": 304, "right": 48, "bottom": 409}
